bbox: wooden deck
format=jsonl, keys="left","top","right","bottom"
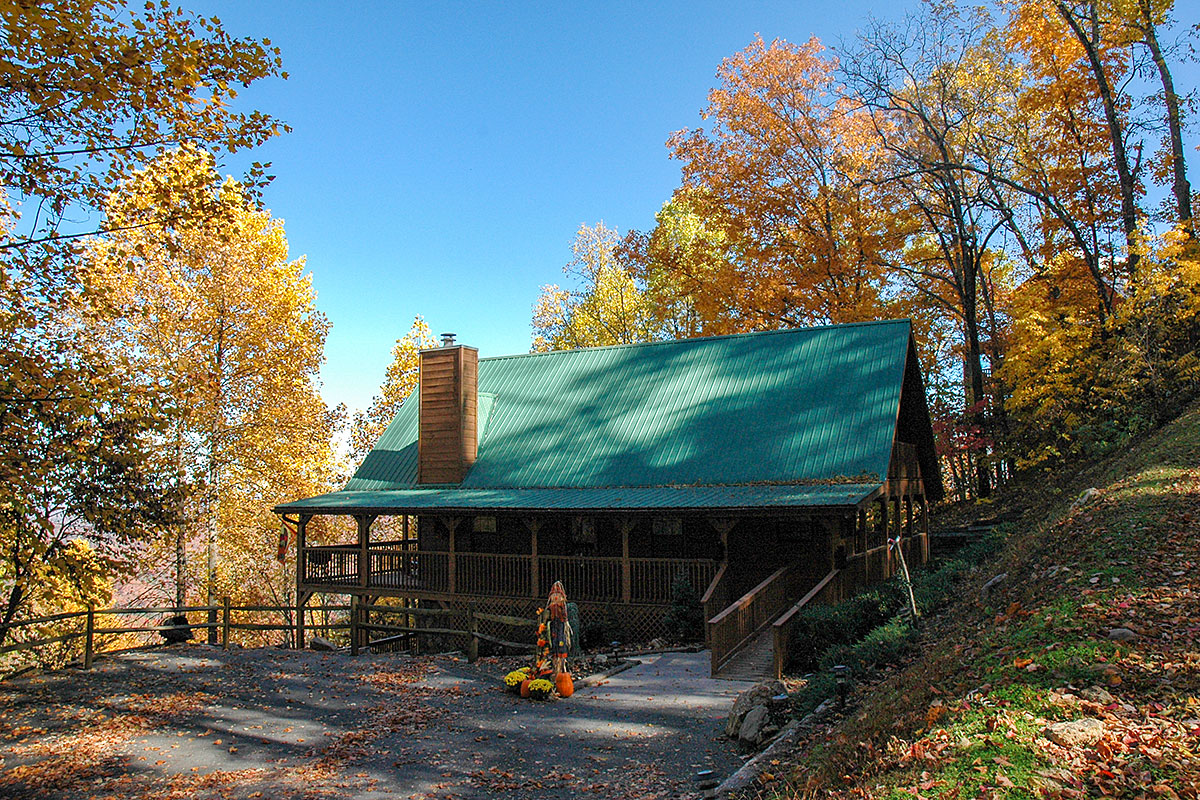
{"left": 300, "top": 544, "right": 719, "bottom": 605}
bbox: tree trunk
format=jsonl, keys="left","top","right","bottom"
{"left": 1056, "top": 1, "right": 1141, "bottom": 275}
{"left": 962, "top": 269, "right": 991, "bottom": 499}
{"left": 1137, "top": 2, "right": 1192, "bottom": 234}
{"left": 175, "top": 523, "right": 186, "bottom": 609}
{"left": 0, "top": 584, "right": 25, "bottom": 648}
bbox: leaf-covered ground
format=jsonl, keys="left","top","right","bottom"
{"left": 754, "top": 404, "right": 1200, "bottom": 799}
{"left": 0, "top": 648, "right": 744, "bottom": 799}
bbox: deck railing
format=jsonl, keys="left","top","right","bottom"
{"left": 301, "top": 546, "right": 717, "bottom": 604}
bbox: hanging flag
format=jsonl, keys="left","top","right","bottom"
{"left": 278, "top": 516, "right": 298, "bottom": 562}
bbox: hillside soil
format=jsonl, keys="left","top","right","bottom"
{"left": 756, "top": 405, "right": 1200, "bottom": 799}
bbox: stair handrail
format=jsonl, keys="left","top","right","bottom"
{"left": 708, "top": 563, "right": 813, "bottom": 675}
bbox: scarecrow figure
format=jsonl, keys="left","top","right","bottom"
{"left": 546, "top": 580, "right": 571, "bottom": 676}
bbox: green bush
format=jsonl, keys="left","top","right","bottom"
{"left": 787, "top": 588, "right": 895, "bottom": 671}
{"left": 662, "top": 574, "right": 704, "bottom": 643}
{"left": 819, "top": 619, "right": 917, "bottom": 672}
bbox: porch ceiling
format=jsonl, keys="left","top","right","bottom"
{"left": 273, "top": 482, "right": 880, "bottom": 515}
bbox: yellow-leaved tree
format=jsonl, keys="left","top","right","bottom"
{"left": 350, "top": 316, "right": 438, "bottom": 466}
{"left": 532, "top": 222, "right": 660, "bottom": 352}
{"left": 87, "top": 146, "right": 338, "bottom": 614}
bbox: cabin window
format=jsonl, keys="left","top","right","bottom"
{"left": 473, "top": 516, "right": 497, "bottom": 533}
{"left": 652, "top": 517, "right": 682, "bottom": 538}
{"left": 570, "top": 517, "right": 596, "bottom": 545}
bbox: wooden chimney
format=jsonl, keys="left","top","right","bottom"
{"left": 417, "top": 334, "right": 478, "bottom": 484}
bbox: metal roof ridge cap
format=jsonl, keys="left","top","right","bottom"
{"left": 478, "top": 319, "right": 913, "bottom": 363}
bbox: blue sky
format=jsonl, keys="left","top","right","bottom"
{"left": 189, "top": 1, "right": 1197, "bottom": 417}
{"left": 189, "top": 1, "right": 919, "bottom": 415}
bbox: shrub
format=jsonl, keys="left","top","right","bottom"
{"left": 787, "top": 588, "right": 895, "bottom": 671}
{"left": 581, "top": 603, "right": 626, "bottom": 649}
{"left": 662, "top": 574, "right": 704, "bottom": 643}
{"left": 819, "top": 619, "right": 917, "bottom": 672}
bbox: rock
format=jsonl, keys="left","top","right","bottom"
{"left": 1107, "top": 628, "right": 1138, "bottom": 642}
{"left": 1079, "top": 685, "right": 1115, "bottom": 705}
{"left": 760, "top": 723, "right": 781, "bottom": 741}
{"left": 1044, "top": 718, "right": 1104, "bottom": 747}
{"left": 981, "top": 572, "right": 1008, "bottom": 596}
{"left": 595, "top": 653, "right": 609, "bottom": 665}
{"left": 309, "top": 635, "right": 337, "bottom": 652}
{"left": 159, "top": 614, "right": 193, "bottom": 644}
{"left": 738, "top": 705, "right": 769, "bottom": 746}
{"left": 1071, "top": 488, "right": 1100, "bottom": 510}
{"left": 648, "top": 637, "right": 668, "bottom": 650}
{"left": 726, "top": 680, "right": 787, "bottom": 738}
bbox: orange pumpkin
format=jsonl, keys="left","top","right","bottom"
{"left": 555, "top": 672, "right": 574, "bottom": 698}
{"left": 519, "top": 679, "right": 532, "bottom": 698}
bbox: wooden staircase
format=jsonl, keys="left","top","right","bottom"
{"left": 712, "top": 627, "right": 774, "bottom": 681}
{"left": 707, "top": 564, "right": 817, "bottom": 681}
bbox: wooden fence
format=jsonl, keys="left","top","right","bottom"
{"left": 0, "top": 598, "right": 541, "bottom": 678}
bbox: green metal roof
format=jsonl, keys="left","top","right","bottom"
{"left": 277, "top": 320, "right": 917, "bottom": 513}
{"left": 275, "top": 484, "right": 881, "bottom": 514}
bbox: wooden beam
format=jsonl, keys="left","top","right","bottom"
{"left": 618, "top": 516, "right": 633, "bottom": 605}
{"left": 920, "top": 495, "right": 929, "bottom": 564}
{"left": 444, "top": 517, "right": 461, "bottom": 596}
{"left": 356, "top": 515, "right": 377, "bottom": 589}
{"left": 879, "top": 498, "right": 889, "bottom": 579}
{"left": 296, "top": 589, "right": 312, "bottom": 650}
{"left": 524, "top": 517, "right": 541, "bottom": 599}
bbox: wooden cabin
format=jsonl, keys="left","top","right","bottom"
{"left": 275, "top": 320, "right": 943, "bottom": 678}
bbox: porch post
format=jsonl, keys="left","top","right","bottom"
{"left": 524, "top": 518, "right": 541, "bottom": 599}
{"left": 920, "top": 495, "right": 930, "bottom": 564}
{"left": 444, "top": 517, "right": 461, "bottom": 595}
{"left": 356, "top": 514, "right": 376, "bottom": 589}
{"left": 295, "top": 515, "right": 311, "bottom": 649}
{"left": 709, "top": 517, "right": 735, "bottom": 554}
{"left": 878, "top": 497, "right": 889, "bottom": 579}
{"left": 296, "top": 589, "right": 312, "bottom": 650}
{"left": 618, "top": 516, "right": 633, "bottom": 605}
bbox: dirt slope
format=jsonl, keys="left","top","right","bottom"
{"left": 764, "top": 404, "right": 1200, "bottom": 799}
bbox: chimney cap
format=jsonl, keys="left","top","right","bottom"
{"left": 440, "top": 332, "right": 457, "bottom": 347}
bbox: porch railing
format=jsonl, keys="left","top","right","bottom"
{"left": 301, "top": 546, "right": 717, "bottom": 605}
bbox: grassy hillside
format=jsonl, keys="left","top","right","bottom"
{"left": 763, "top": 403, "right": 1200, "bottom": 799}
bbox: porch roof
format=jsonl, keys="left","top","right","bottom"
{"left": 274, "top": 482, "right": 880, "bottom": 515}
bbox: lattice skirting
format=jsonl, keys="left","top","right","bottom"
{"left": 415, "top": 595, "right": 671, "bottom": 653}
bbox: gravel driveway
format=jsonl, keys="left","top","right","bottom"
{"left": 0, "top": 646, "right": 752, "bottom": 799}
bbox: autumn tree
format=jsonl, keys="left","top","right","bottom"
{"left": 1109, "top": 0, "right": 1193, "bottom": 234}
{"left": 350, "top": 316, "right": 437, "bottom": 466}
{"left": 658, "top": 36, "right": 904, "bottom": 331}
{"left": 532, "top": 222, "right": 660, "bottom": 351}
{"left": 0, "top": 0, "right": 286, "bottom": 268}
{"left": 86, "top": 147, "right": 336, "bottom": 613}
{"left": 0, "top": 0, "right": 288, "bottom": 627}
{"left": 0, "top": 275, "right": 174, "bottom": 644}
{"left": 621, "top": 191, "right": 733, "bottom": 338}
{"left": 843, "top": 6, "right": 1028, "bottom": 496}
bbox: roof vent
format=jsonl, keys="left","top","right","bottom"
{"left": 441, "top": 332, "right": 457, "bottom": 347}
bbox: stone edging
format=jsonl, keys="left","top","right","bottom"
{"left": 715, "top": 718, "right": 804, "bottom": 798}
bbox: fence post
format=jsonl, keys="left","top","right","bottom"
{"left": 222, "top": 596, "right": 231, "bottom": 650}
{"left": 83, "top": 604, "right": 95, "bottom": 670}
{"left": 350, "top": 595, "right": 359, "bottom": 656}
{"left": 466, "top": 604, "right": 479, "bottom": 663}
